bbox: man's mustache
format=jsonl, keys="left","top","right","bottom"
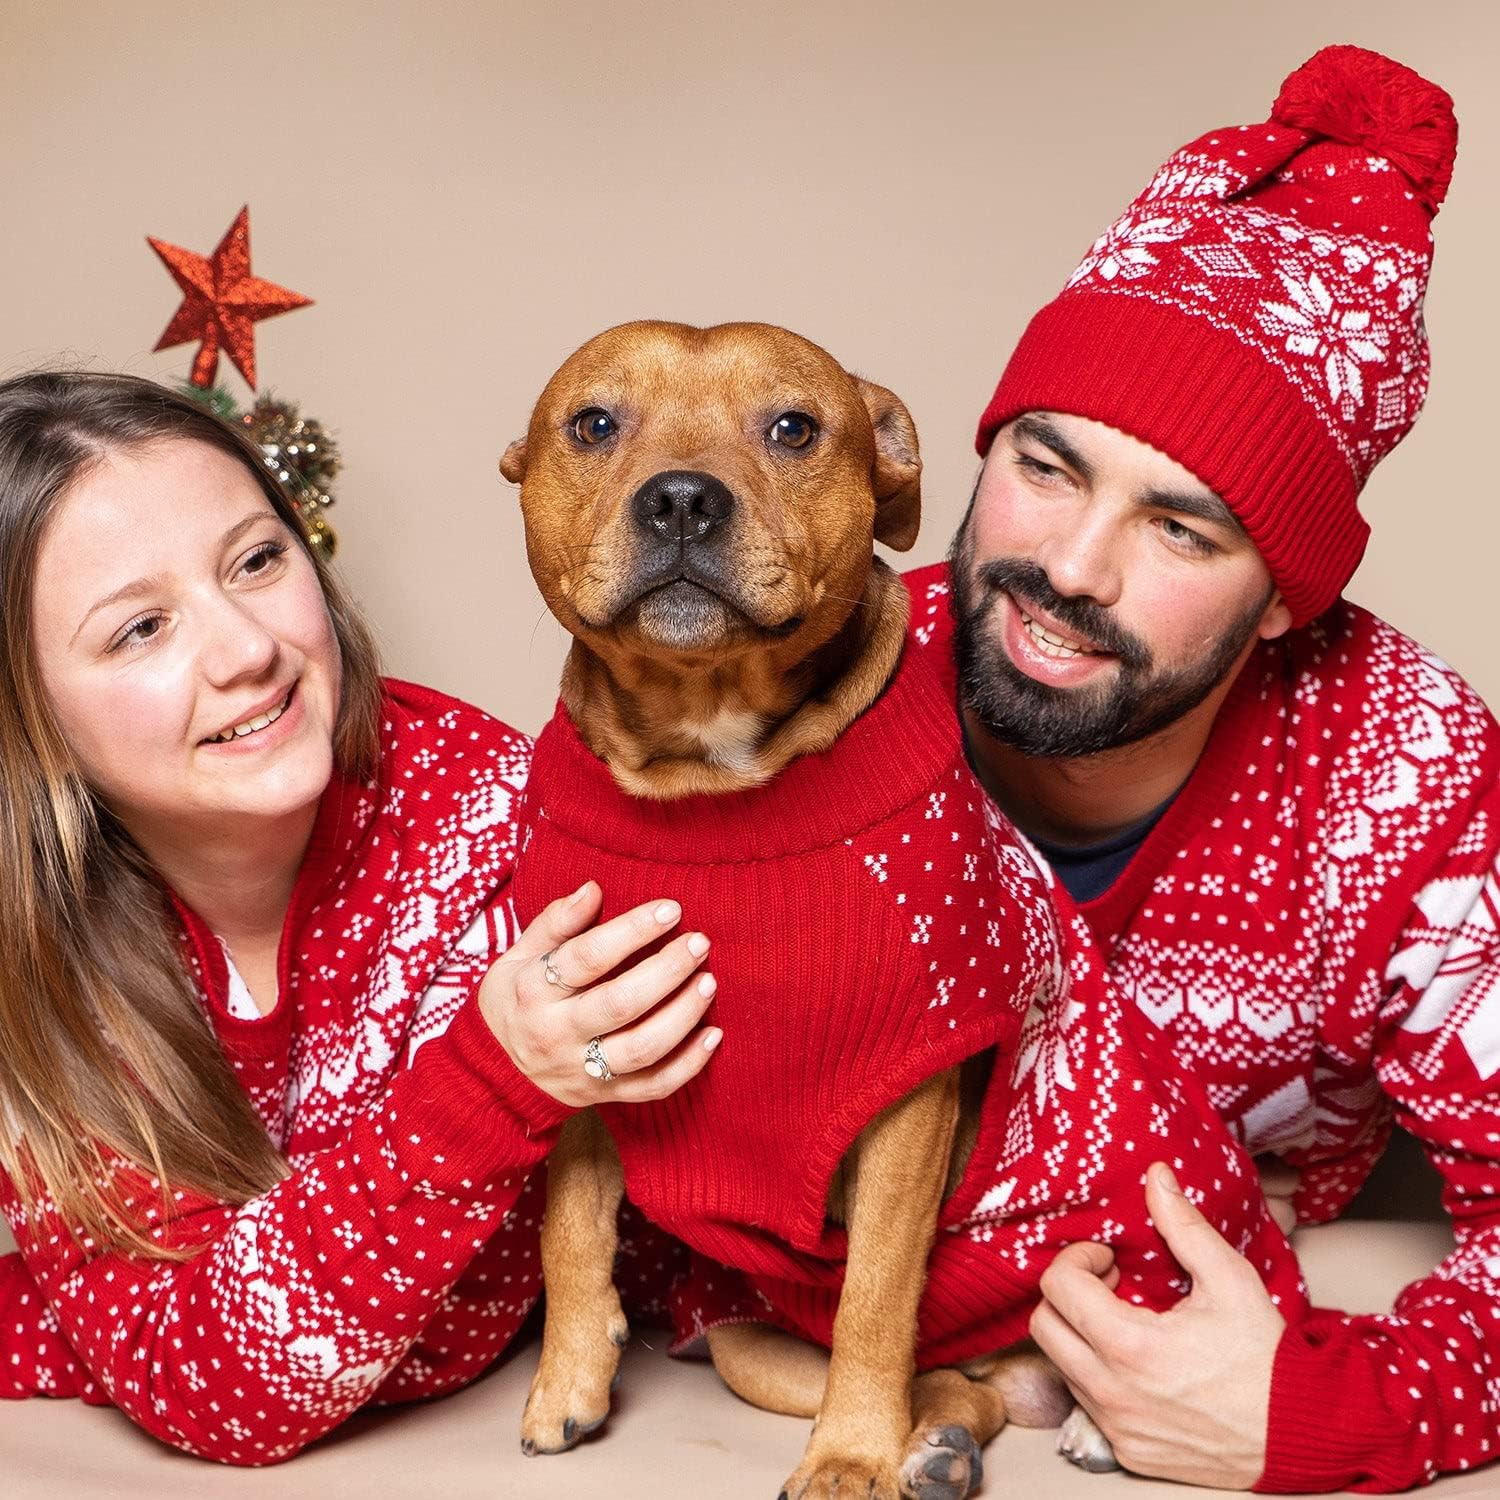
{"left": 973, "top": 558, "right": 1151, "bottom": 673}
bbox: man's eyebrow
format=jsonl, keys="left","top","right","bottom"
{"left": 70, "top": 511, "right": 272, "bottom": 646}
{"left": 1009, "top": 414, "right": 1095, "bottom": 484}
{"left": 1138, "top": 485, "right": 1246, "bottom": 535}
{"left": 1009, "top": 416, "right": 1244, "bottom": 535}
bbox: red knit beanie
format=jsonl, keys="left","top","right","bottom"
{"left": 975, "top": 46, "right": 1458, "bottom": 625}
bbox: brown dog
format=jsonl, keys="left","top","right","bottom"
{"left": 506, "top": 322, "right": 920, "bottom": 801}
{"left": 500, "top": 321, "right": 1072, "bottom": 1499}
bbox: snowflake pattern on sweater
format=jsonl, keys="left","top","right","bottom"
{"left": 908, "top": 561, "right": 1500, "bottom": 1492}
{"left": 1064, "top": 128, "right": 1435, "bottom": 482}
{"left": 667, "top": 869, "right": 1305, "bottom": 1366}
{"left": 512, "top": 643, "right": 1304, "bottom": 1367}
{"left": 0, "top": 681, "right": 577, "bottom": 1465}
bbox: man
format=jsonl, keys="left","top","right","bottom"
{"left": 909, "top": 43, "right": 1498, "bottom": 1493}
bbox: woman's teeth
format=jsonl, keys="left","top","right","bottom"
{"left": 209, "top": 692, "right": 291, "bottom": 744}
{"left": 1020, "top": 609, "right": 1099, "bottom": 659}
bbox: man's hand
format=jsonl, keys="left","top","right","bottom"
{"left": 1029, "top": 1162, "right": 1286, "bottom": 1490}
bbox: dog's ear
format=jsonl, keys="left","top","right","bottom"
{"left": 499, "top": 438, "right": 528, "bottom": 486}
{"left": 855, "top": 378, "right": 921, "bottom": 552}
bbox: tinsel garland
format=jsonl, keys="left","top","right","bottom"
{"left": 185, "top": 384, "right": 340, "bottom": 557}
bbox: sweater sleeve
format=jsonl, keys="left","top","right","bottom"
{"left": 0, "top": 975, "right": 572, "bottom": 1465}
{"left": 0, "top": 1251, "right": 96, "bottom": 1399}
{"left": 1259, "top": 780, "right": 1500, "bottom": 1493}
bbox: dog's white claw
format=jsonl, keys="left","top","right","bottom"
{"left": 1056, "top": 1405, "right": 1120, "bottom": 1474}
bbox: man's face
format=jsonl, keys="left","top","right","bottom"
{"left": 951, "top": 412, "right": 1292, "bottom": 758}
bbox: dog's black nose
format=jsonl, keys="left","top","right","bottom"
{"left": 631, "top": 470, "right": 734, "bottom": 542}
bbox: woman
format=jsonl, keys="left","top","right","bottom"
{"left": 0, "top": 370, "right": 720, "bottom": 1464}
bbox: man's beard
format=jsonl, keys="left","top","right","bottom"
{"left": 949, "top": 519, "right": 1270, "bottom": 759}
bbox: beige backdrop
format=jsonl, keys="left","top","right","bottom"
{"left": 0, "top": 2, "right": 1495, "bottom": 1478}
{"left": 3, "top": 0, "right": 1497, "bottom": 733}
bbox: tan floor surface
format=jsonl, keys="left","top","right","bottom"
{"left": 1, "top": 1218, "right": 1493, "bottom": 1497}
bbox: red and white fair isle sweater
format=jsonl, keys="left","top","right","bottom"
{"left": 907, "top": 561, "right": 1500, "bottom": 1493}
{"left": 513, "top": 641, "right": 1305, "bottom": 1370}
{"left": 0, "top": 680, "right": 582, "bottom": 1465}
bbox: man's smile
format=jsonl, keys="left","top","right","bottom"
{"left": 1011, "top": 594, "right": 1109, "bottom": 659}
{"left": 998, "top": 591, "right": 1117, "bottom": 689}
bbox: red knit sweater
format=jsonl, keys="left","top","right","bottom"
{"left": 0, "top": 681, "right": 581, "bottom": 1464}
{"left": 514, "top": 644, "right": 1306, "bottom": 1368}
{"left": 903, "top": 562, "right": 1500, "bottom": 1492}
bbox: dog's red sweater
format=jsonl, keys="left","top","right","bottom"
{"left": 513, "top": 642, "right": 1306, "bottom": 1370}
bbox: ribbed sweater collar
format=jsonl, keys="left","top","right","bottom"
{"left": 526, "top": 646, "right": 961, "bottom": 863}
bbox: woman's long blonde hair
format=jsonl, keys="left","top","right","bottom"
{"left": 0, "top": 371, "right": 383, "bottom": 1259}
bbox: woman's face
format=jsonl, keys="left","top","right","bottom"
{"left": 32, "top": 437, "right": 342, "bottom": 844}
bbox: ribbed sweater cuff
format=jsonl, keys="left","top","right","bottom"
{"left": 390, "top": 994, "right": 575, "bottom": 1199}
{"left": 1257, "top": 1311, "right": 1417, "bottom": 1493}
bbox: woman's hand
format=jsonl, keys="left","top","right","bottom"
{"left": 480, "top": 880, "right": 720, "bottom": 1108}
{"left": 1029, "top": 1163, "right": 1284, "bottom": 1490}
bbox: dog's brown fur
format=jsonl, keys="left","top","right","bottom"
{"left": 505, "top": 322, "right": 1069, "bottom": 1497}
{"left": 500, "top": 321, "right": 919, "bottom": 799}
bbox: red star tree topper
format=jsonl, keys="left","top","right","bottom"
{"left": 148, "top": 206, "right": 312, "bottom": 388}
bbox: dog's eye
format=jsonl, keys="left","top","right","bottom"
{"left": 573, "top": 409, "right": 617, "bottom": 445}
{"left": 768, "top": 412, "right": 818, "bottom": 450}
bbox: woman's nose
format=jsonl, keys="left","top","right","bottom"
{"left": 199, "top": 597, "right": 279, "bottom": 685}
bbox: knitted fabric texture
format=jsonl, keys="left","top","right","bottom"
{"left": 907, "top": 560, "right": 1500, "bottom": 1491}
{"left": 0, "top": 683, "right": 581, "bottom": 1463}
{"left": 516, "top": 647, "right": 1306, "bottom": 1368}
{"left": 975, "top": 45, "right": 1458, "bottom": 625}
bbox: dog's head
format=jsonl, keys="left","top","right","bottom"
{"left": 501, "top": 321, "right": 920, "bottom": 669}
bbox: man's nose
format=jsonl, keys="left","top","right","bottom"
{"left": 630, "top": 470, "right": 734, "bottom": 543}
{"left": 1034, "top": 512, "right": 1123, "bottom": 608}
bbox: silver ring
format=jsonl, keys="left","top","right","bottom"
{"left": 541, "top": 949, "right": 572, "bottom": 991}
{"left": 583, "top": 1036, "right": 614, "bottom": 1082}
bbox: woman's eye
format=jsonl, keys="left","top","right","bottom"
{"left": 768, "top": 412, "right": 818, "bottom": 449}
{"left": 240, "top": 540, "right": 288, "bottom": 576}
{"left": 573, "top": 409, "right": 617, "bottom": 445}
{"left": 111, "top": 614, "right": 163, "bottom": 652}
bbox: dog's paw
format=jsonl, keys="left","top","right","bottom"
{"left": 899, "top": 1424, "right": 983, "bottom": 1500}
{"left": 1056, "top": 1405, "right": 1120, "bottom": 1474}
{"left": 519, "top": 1400, "right": 609, "bottom": 1457}
{"left": 518, "top": 1304, "right": 629, "bottom": 1456}
{"left": 780, "top": 1452, "right": 904, "bottom": 1500}
{"left": 519, "top": 1356, "right": 620, "bottom": 1456}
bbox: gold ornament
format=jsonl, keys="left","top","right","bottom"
{"left": 240, "top": 395, "right": 341, "bottom": 557}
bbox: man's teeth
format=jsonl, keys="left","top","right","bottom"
{"left": 210, "top": 693, "right": 290, "bottom": 744}
{"left": 1020, "top": 610, "right": 1098, "bottom": 659}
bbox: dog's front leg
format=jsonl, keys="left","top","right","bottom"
{"left": 780, "top": 1069, "right": 959, "bottom": 1500}
{"left": 520, "top": 1110, "right": 627, "bottom": 1454}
